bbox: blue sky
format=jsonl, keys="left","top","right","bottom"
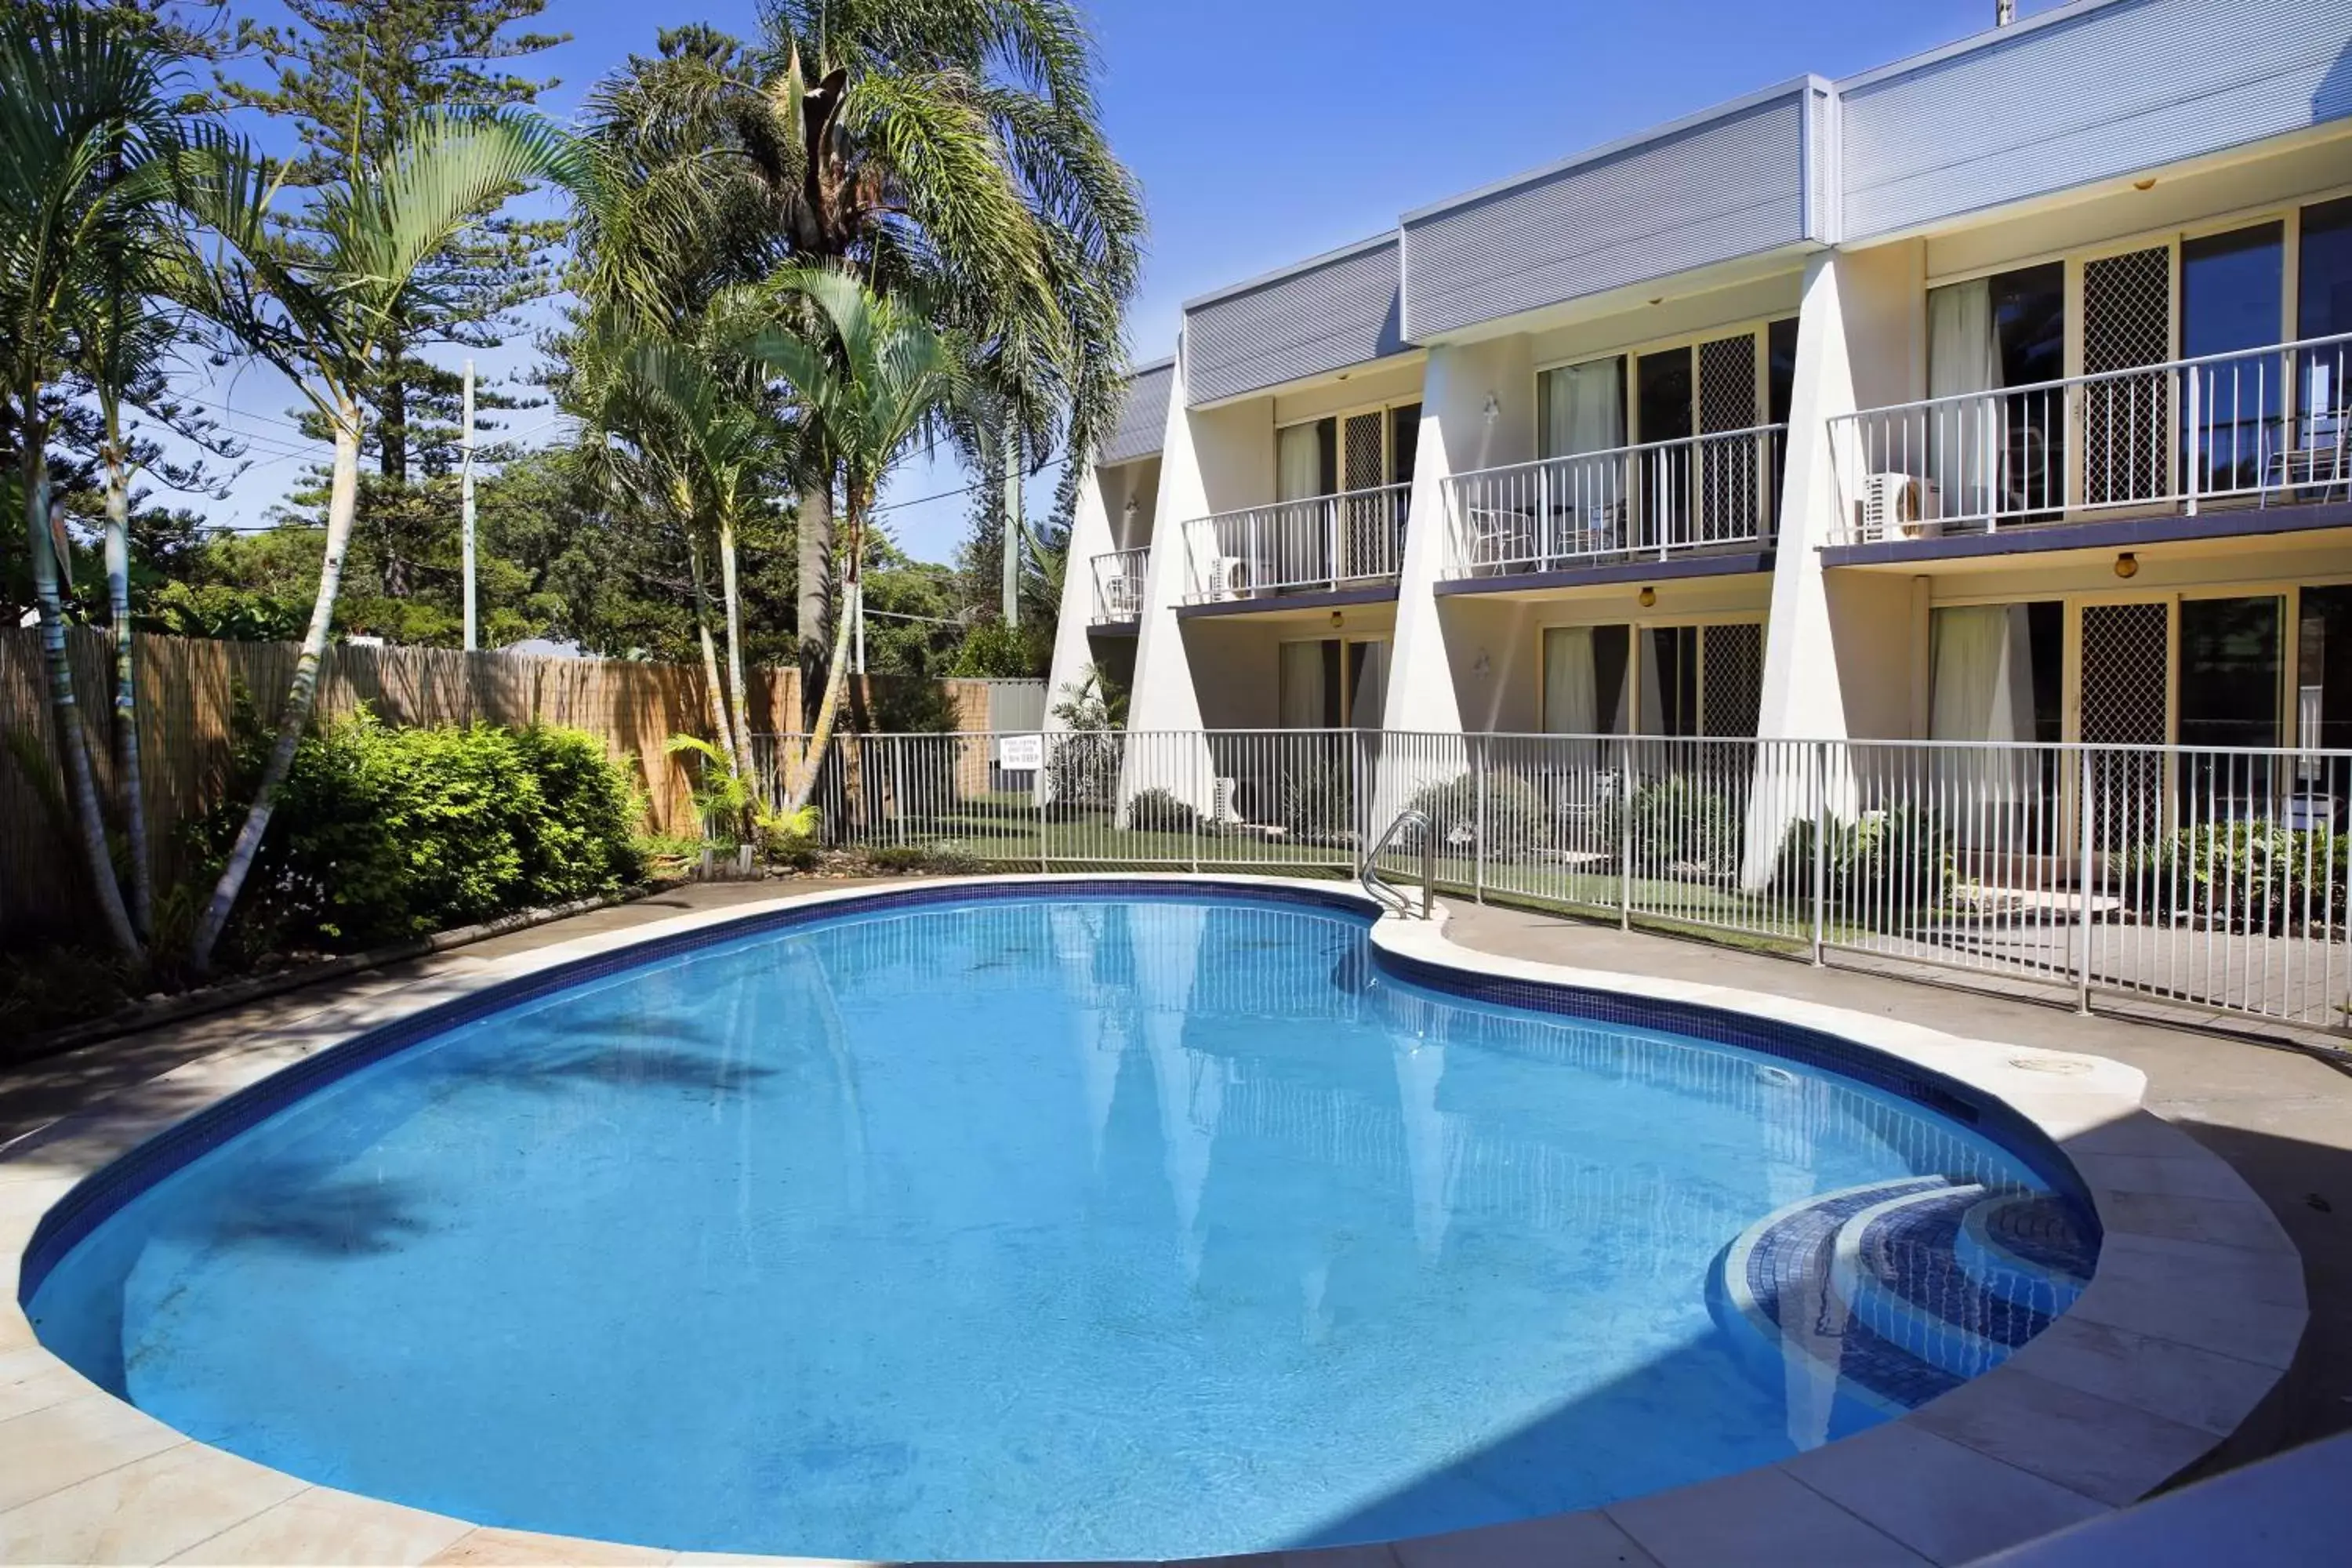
{"left": 184, "top": 0, "right": 2068, "bottom": 562}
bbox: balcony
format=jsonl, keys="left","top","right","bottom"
{"left": 1441, "top": 425, "right": 1784, "bottom": 579}
{"left": 1827, "top": 332, "right": 2352, "bottom": 547}
{"left": 1089, "top": 547, "right": 1149, "bottom": 624}
{"left": 1178, "top": 483, "right": 1410, "bottom": 604}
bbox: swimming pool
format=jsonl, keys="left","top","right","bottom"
{"left": 24, "top": 886, "right": 2098, "bottom": 1561}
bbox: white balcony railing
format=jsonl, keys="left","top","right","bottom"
{"left": 1089, "top": 547, "right": 1149, "bottom": 623}
{"left": 1179, "top": 483, "right": 1410, "bottom": 603}
{"left": 1828, "top": 330, "right": 2352, "bottom": 545}
{"left": 1442, "top": 424, "right": 1784, "bottom": 579}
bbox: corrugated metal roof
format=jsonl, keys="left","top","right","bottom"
{"left": 1100, "top": 358, "right": 1174, "bottom": 464}
{"left": 1182, "top": 234, "right": 1406, "bottom": 405}
{"left": 1838, "top": 0, "right": 2352, "bottom": 240}
{"left": 1401, "top": 89, "right": 1817, "bottom": 339}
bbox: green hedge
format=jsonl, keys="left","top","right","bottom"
{"left": 205, "top": 710, "right": 644, "bottom": 954}
{"left": 2123, "top": 822, "right": 2347, "bottom": 933}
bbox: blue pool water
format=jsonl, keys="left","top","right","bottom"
{"left": 27, "top": 891, "right": 2082, "bottom": 1560}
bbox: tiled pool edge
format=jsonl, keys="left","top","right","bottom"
{"left": 0, "top": 876, "right": 2309, "bottom": 1568}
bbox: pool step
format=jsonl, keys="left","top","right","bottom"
{"left": 1708, "top": 1177, "right": 2096, "bottom": 1415}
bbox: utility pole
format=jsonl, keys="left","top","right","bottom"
{"left": 460, "top": 358, "right": 477, "bottom": 652}
{"left": 1001, "top": 424, "right": 1022, "bottom": 627}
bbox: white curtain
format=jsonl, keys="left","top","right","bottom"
{"left": 1276, "top": 422, "right": 1323, "bottom": 502}
{"left": 1636, "top": 629, "right": 1668, "bottom": 735}
{"left": 1540, "top": 359, "right": 1624, "bottom": 458}
{"left": 1279, "top": 640, "right": 1327, "bottom": 730}
{"left": 1930, "top": 604, "right": 2039, "bottom": 805}
{"left": 1542, "top": 626, "right": 1600, "bottom": 768}
{"left": 1347, "top": 641, "right": 1388, "bottom": 730}
{"left": 1927, "top": 280, "right": 2002, "bottom": 520}
{"left": 1541, "top": 359, "right": 1627, "bottom": 542}
{"left": 1541, "top": 628, "right": 1597, "bottom": 733}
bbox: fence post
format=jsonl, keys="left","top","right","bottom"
{"left": 1811, "top": 740, "right": 1828, "bottom": 966}
{"left": 1618, "top": 735, "right": 1635, "bottom": 931}
{"left": 2076, "top": 746, "right": 2096, "bottom": 1014}
{"left": 1038, "top": 733, "right": 1049, "bottom": 875}
{"left": 1474, "top": 735, "right": 1487, "bottom": 905}
{"left": 2184, "top": 367, "right": 2201, "bottom": 517}
{"left": 1189, "top": 734, "right": 1201, "bottom": 875}
{"left": 1350, "top": 730, "right": 1363, "bottom": 877}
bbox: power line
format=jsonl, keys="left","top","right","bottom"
{"left": 870, "top": 452, "right": 1068, "bottom": 517}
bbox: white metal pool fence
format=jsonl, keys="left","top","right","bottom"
{"left": 750, "top": 728, "right": 2351, "bottom": 1033}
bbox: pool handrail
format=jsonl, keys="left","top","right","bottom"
{"left": 1361, "top": 808, "right": 1436, "bottom": 919}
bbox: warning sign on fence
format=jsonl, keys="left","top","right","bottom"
{"left": 997, "top": 734, "right": 1044, "bottom": 772}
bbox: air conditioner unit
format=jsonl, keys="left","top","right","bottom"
{"left": 1859, "top": 474, "right": 1942, "bottom": 541}
{"left": 1212, "top": 775, "right": 1240, "bottom": 822}
{"left": 1203, "top": 555, "right": 1247, "bottom": 600}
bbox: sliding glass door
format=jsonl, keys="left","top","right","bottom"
{"left": 2181, "top": 223, "right": 2284, "bottom": 495}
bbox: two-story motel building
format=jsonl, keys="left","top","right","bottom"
{"left": 1044, "top": 0, "right": 2352, "bottom": 803}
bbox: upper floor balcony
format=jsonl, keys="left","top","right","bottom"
{"left": 1179, "top": 483, "right": 1410, "bottom": 604}
{"left": 1827, "top": 331, "right": 2351, "bottom": 549}
{"left": 1089, "top": 548, "right": 1149, "bottom": 625}
{"left": 1441, "top": 424, "right": 1785, "bottom": 580}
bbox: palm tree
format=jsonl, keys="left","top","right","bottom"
{"left": 740, "top": 267, "right": 960, "bottom": 811}
{"left": 181, "top": 109, "right": 578, "bottom": 971}
{"left": 569, "top": 316, "right": 786, "bottom": 786}
{"left": 573, "top": 7, "right": 1142, "bottom": 709}
{"left": 0, "top": 6, "right": 205, "bottom": 964}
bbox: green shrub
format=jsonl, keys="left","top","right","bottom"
{"left": 1774, "top": 804, "right": 1953, "bottom": 923}
{"left": 202, "top": 710, "right": 644, "bottom": 955}
{"left": 1276, "top": 750, "right": 1354, "bottom": 841}
{"left": 1046, "top": 729, "right": 1121, "bottom": 815}
{"left": 2124, "top": 822, "right": 2347, "bottom": 933}
{"left": 1405, "top": 770, "right": 1552, "bottom": 855}
{"left": 862, "top": 844, "right": 982, "bottom": 876}
{"left": 1623, "top": 776, "right": 1740, "bottom": 876}
{"left": 1127, "top": 786, "right": 1199, "bottom": 834}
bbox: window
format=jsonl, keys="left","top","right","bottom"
{"left": 2299, "top": 586, "right": 2352, "bottom": 750}
{"left": 2299, "top": 198, "right": 2352, "bottom": 462}
{"left": 1275, "top": 403, "right": 1417, "bottom": 502}
{"left": 1641, "top": 627, "right": 1702, "bottom": 736}
{"left": 1541, "top": 624, "right": 1631, "bottom": 735}
{"left": 2300, "top": 197, "right": 2352, "bottom": 339}
{"left": 1388, "top": 404, "right": 1421, "bottom": 487}
{"left": 2178, "top": 595, "right": 2284, "bottom": 751}
{"left": 2182, "top": 223, "right": 2285, "bottom": 492}
{"left": 1927, "top": 263, "right": 2064, "bottom": 518}
{"left": 1537, "top": 358, "right": 1624, "bottom": 460}
{"left": 1278, "top": 638, "right": 1388, "bottom": 730}
{"left": 2297, "top": 586, "right": 2352, "bottom": 808}
{"left": 1930, "top": 603, "right": 2063, "bottom": 743}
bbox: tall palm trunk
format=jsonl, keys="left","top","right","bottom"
{"left": 100, "top": 405, "right": 153, "bottom": 940}
{"left": 795, "top": 479, "right": 832, "bottom": 727}
{"left": 786, "top": 483, "right": 863, "bottom": 815}
{"left": 191, "top": 399, "right": 364, "bottom": 972}
{"left": 717, "top": 507, "right": 757, "bottom": 783}
{"left": 23, "top": 433, "right": 142, "bottom": 962}
{"left": 683, "top": 524, "right": 736, "bottom": 763}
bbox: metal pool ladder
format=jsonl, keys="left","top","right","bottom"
{"left": 1360, "top": 808, "right": 1436, "bottom": 919}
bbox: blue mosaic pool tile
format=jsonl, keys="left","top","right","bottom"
{"left": 1860, "top": 1193, "right": 2053, "bottom": 1349}
{"left": 1982, "top": 1192, "right": 2099, "bottom": 1279}
{"left": 1733, "top": 1179, "right": 1967, "bottom": 1410}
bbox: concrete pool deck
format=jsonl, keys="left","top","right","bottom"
{"left": 0, "top": 875, "right": 2333, "bottom": 1566}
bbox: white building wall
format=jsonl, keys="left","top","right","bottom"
{"left": 1043, "top": 465, "right": 1116, "bottom": 731}
{"left": 1384, "top": 336, "right": 1534, "bottom": 735}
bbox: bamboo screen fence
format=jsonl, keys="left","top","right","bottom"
{"left": 0, "top": 628, "right": 997, "bottom": 943}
